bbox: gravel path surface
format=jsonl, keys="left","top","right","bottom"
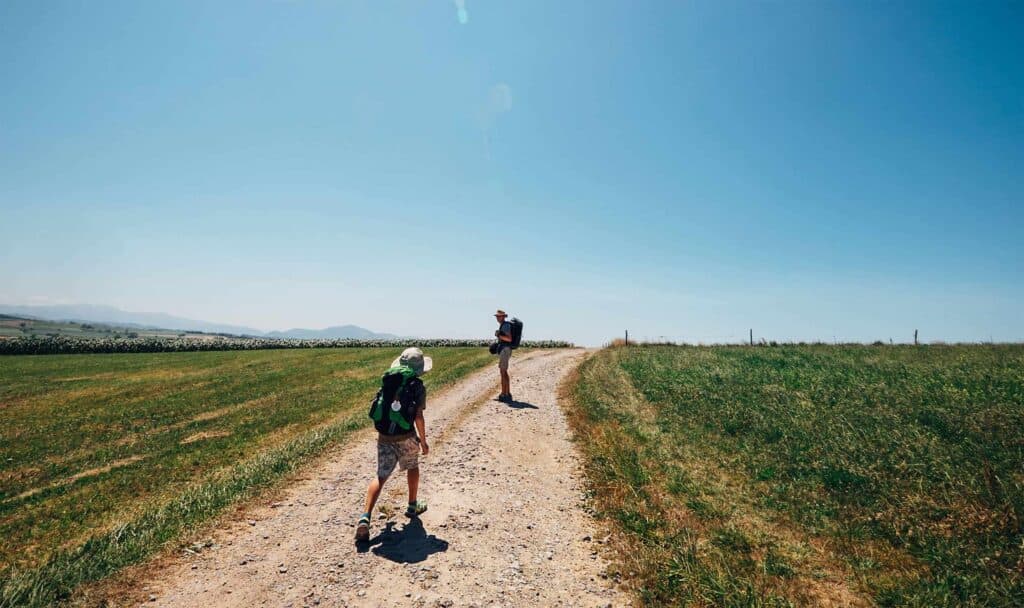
{"left": 132, "top": 348, "right": 629, "bottom": 608}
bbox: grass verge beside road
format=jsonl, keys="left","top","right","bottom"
{"left": 568, "top": 345, "right": 1023, "bottom": 607}
{"left": 0, "top": 347, "right": 494, "bottom": 607}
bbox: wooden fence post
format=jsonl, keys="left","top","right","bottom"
{"left": 625, "top": 330, "right": 629, "bottom": 346}
{"left": 749, "top": 329, "right": 753, "bottom": 346}
{"left": 914, "top": 329, "right": 918, "bottom": 345}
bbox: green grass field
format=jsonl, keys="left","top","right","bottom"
{"left": 570, "top": 345, "right": 1023, "bottom": 607}
{"left": 0, "top": 347, "right": 493, "bottom": 606}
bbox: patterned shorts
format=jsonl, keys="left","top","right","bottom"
{"left": 377, "top": 436, "right": 420, "bottom": 479}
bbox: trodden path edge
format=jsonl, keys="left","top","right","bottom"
{"left": 119, "top": 348, "right": 630, "bottom": 608}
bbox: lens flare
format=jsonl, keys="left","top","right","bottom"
{"left": 454, "top": 0, "right": 469, "bottom": 25}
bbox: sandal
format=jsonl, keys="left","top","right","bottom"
{"left": 354, "top": 514, "right": 370, "bottom": 542}
{"left": 405, "top": 501, "right": 428, "bottom": 517}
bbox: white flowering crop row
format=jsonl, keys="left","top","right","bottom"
{"left": 0, "top": 336, "right": 572, "bottom": 356}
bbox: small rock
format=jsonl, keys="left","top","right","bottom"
{"left": 582, "top": 535, "right": 592, "bottom": 542}
{"left": 248, "top": 520, "right": 256, "bottom": 526}
{"left": 279, "top": 566, "right": 288, "bottom": 573}
{"left": 148, "top": 594, "right": 157, "bottom": 602}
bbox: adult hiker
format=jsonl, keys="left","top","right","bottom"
{"left": 494, "top": 309, "right": 514, "bottom": 402}
{"left": 355, "top": 347, "right": 431, "bottom": 543}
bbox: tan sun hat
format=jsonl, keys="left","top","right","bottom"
{"left": 391, "top": 347, "right": 432, "bottom": 375}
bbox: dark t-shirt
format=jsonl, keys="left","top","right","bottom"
{"left": 498, "top": 321, "right": 512, "bottom": 349}
{"left": 411, "top": 381, "right": 427, "bottom": 413}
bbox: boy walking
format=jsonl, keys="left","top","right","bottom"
{"left": 356, "top": 347, "right": 431, "bottom": 542}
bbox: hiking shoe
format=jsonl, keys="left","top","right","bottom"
{"left": 497, "top": 393, "right": 511, "bottom": 403}
{"left": 354, "top": 515, "right": 370, "bottom": 542}
{"left": 405, "top": 501, "right": 428, "bottom": 518}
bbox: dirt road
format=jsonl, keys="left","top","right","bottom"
{"left": 131, "top": 349, "right": 629, "bottom": 608}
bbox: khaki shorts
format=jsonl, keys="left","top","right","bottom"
{"left": 498, "top": 346, "right": 512, "bottom": 371}
{"left": 377, "top": 436, "right": 419, "bottom": 479}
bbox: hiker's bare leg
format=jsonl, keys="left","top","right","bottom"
{"left": 407, "top": 467, "right": 420, "bottom": 503}
{"left": 500, "top": 370, "right": 511, "bottom": 395}
{"left": 363, "top": 477, "right": 385, "bottom": 514}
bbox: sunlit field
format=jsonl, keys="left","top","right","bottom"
{"left": 0, "top": 347, "right": 494, "bottom": 606}
{"left": 570, "top": 344, "right": 1023, "bottom": 607}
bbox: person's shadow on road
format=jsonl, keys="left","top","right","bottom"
{"left": 356, "top": 518, "right": 448, "bottom": 563}
{"left": 504, "top": 399, "right": 538, "bottom": 409}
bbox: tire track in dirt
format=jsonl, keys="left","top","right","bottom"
{"left": 124, "top": 349, "right": 629, "bottom": 608}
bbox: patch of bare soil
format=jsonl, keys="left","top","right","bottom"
{"left": 114, "top": 395, "right": 276, "bottom": 448}
{"left": 180, "top": 431, "right": 232, "bottom": 445}
{"left": 7, "top": 455, "right": 145, "bottom": 503}
{"left": 112, "top": 349, "right": 629, "bottom": 608}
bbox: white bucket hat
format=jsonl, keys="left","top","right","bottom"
{"left": 391, "top": 347, "right": 433, "bottom": 375}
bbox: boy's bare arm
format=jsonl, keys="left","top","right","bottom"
{"left": 415, "top": 411, "right": 428, "bottom": 455}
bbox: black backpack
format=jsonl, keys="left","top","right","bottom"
{"left": 368, "top": 366, "right": 423, "bottom": 435}
{"left": 508, "top": 317, "right": 524, "bottom": 349}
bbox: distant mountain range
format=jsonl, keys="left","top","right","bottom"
{"left": 0, "top": 304, "right": 401, "bottom": 340}
{"left": 265, "top": 326, "right": 400, "bottom": 340}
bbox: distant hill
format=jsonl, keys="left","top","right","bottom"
{"left": 266, "top": 325, "right": 401, "bottom": 340}
{"left": 0, "top": 304, "right": 264, "bottom": 336}
{"left": 0, "top": 314, "right": 226, "bottom": 340}
{"left": 0, "top": 304, "right": 399, "bottom": 340}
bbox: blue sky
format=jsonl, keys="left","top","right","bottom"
{"left": 1, "top": 1, "right": 1021, "bottom": 345}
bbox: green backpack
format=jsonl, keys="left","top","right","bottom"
{"left": 368, "top": 365, "right": 422, "bottom": 435}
